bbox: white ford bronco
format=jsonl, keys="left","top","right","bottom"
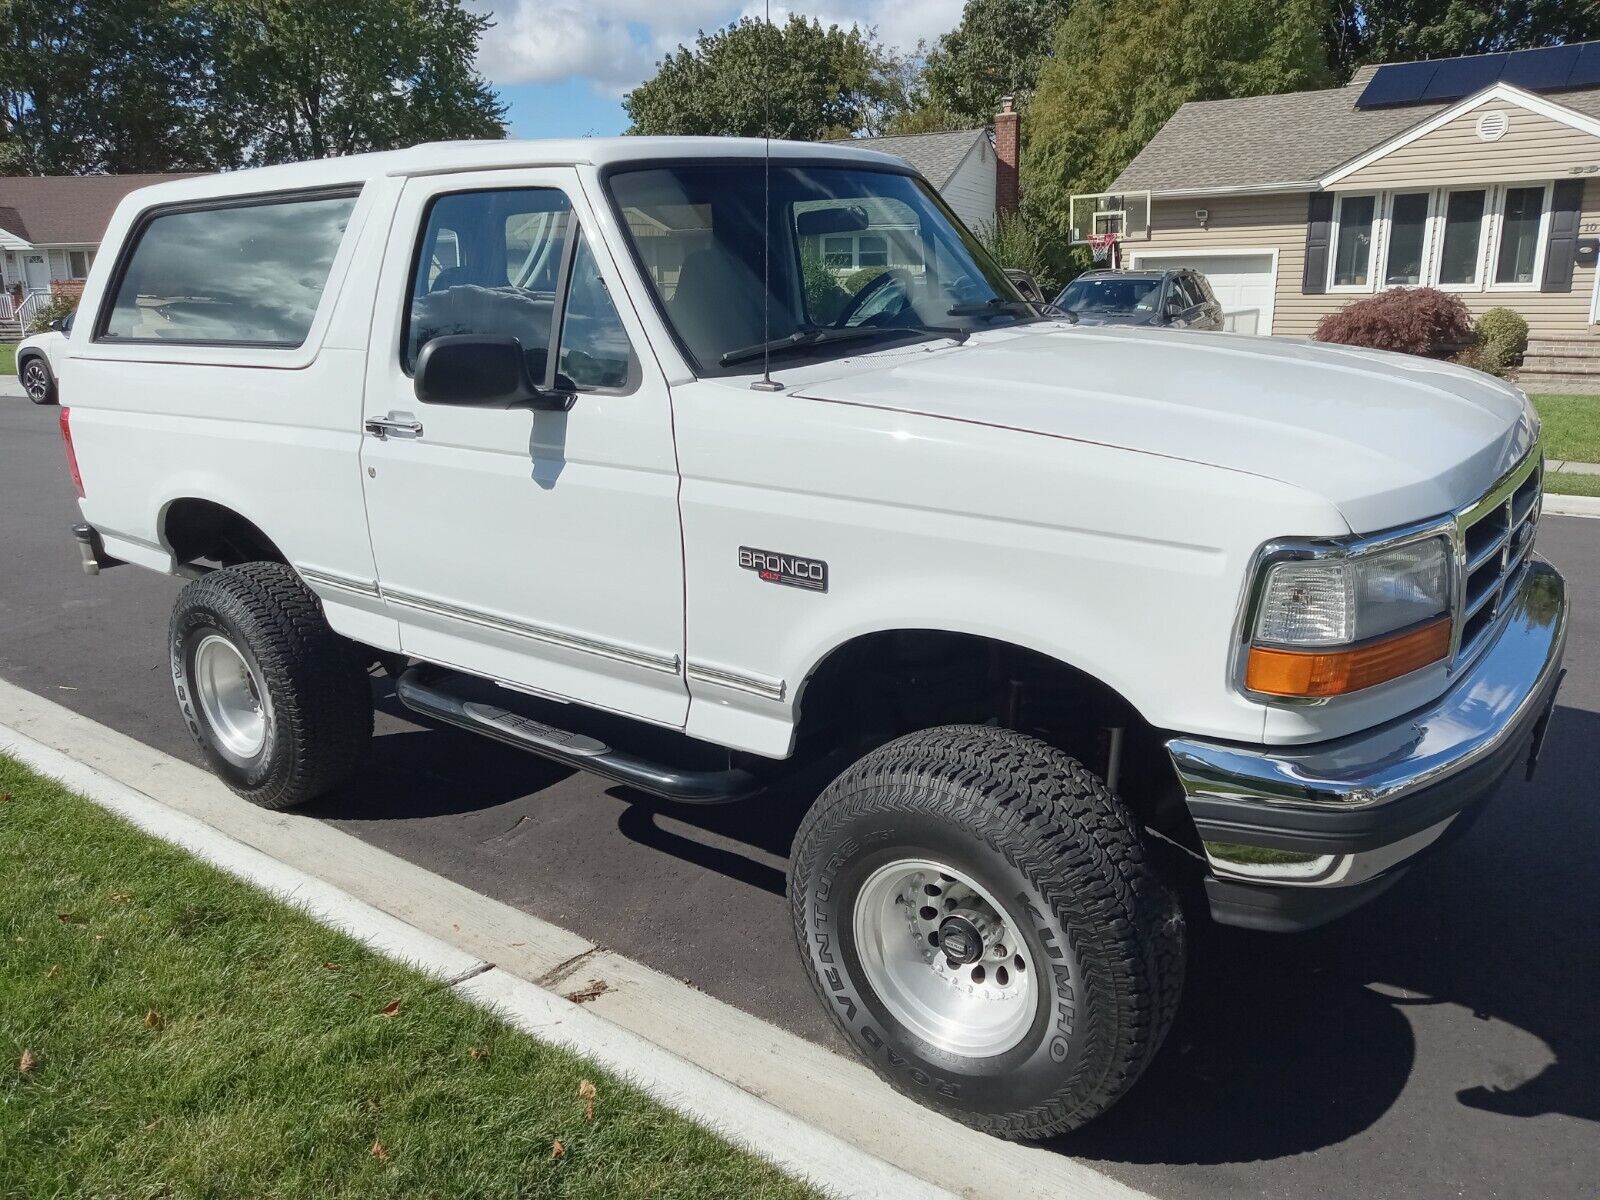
{"left": 57, "top": 138, "right": 1567, "bottom": 1138}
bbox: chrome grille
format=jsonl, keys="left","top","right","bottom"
{"left": 1456, "top": 455, "right": 1541, "bottom": 663}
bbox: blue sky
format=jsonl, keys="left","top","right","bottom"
{"left": 469, "top": 1, "right": 969, "bottom": 139}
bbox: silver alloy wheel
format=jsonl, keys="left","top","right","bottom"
{"left": 193, "top": 633, "right": 271, "bottom": 759}
{"left": 852, "top": 857, "right": 1039, "bottom": 1058}
{"left": 23, "top": 360, "right": 50, "bottom": 402}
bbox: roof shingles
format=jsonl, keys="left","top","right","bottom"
{"left": 826, "top": 128, "right": 989, "bottom": 188}
{"left": 0, "top": 173, "right": 193, "bottom": 246}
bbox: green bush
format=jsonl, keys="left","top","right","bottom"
{"left": 26, "top": 293, "right": 77, "bottom": 335}
{"left": 842, "top": 266, "right": 890, "bottom": 296}
{"left": 974, "top": 205, "right": 1069, "bottom": 298}
{"left": 1475, "top": 307, "right": 1529, "bottom": 375}
{"left": 800, "top": 243, "right": 850, "bottom": 324}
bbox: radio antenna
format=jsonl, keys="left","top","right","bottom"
{"left": 751, "top": 0, "right": 782, "bottom": 392}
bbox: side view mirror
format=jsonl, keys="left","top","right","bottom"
{"left": 48, "top": 318, "right": 64, "bottom": 332}
{"left": 1163, "top": 299, "right": 1185, "bottom": 318}
{"left": 414, "top": 335, "right": 573, "bottom": 410}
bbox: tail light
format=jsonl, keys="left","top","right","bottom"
{"left": 60, "top": 407, "right": 85, "bottom": 498}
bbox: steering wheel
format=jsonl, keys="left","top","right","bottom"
{"left": 835, "top": 268, "right": 918, "bottom": 328}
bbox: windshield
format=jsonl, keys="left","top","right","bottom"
{"left": 1056, "top": 276, "right": 1163, "bottom": 315}
{"left": 607, "top": 162, "right": 1038, "bottom": 374}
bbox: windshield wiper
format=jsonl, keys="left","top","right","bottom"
{"left": 947, "top": 297, "right": 1040, "bottom": 318}
{"left": 720, "top": 324, "right": 966, "bottom": 367}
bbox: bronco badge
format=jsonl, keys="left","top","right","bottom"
{"left": 739, "top": 546, "right": 828, "bottom": 593}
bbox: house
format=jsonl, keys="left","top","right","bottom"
{"left": 1084, "top": 42, "right": 1600, "bottom": 386}
{"left": 828, "top": 99, "right": 1022, "bottom": 238}
{"left": 0, "top": 173, "right": 192, "bottom": 338}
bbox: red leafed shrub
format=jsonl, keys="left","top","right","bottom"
{"left": 1314, "top": 287, "right": 1475, "bottom": 359}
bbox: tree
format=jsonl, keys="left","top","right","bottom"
{"left": 623, "top": 16, "right": 909, "bottom": 140}
{"left": 0, "top": 0, "right": 504, "bottom": 175}
{"left": 922, "top": 0, "right": 1071, "bottom": 124}
{"left": 1324, "top": 1, "right": 1600, "bottom": 83}
{"left": 1023, "top": 0, "right": 1332, "bottom": 237}
{"left": 0, "top": 0, "right": 215, "bottom": 174}
{"left": 204, "top": 0, "right": 505, "bottom": 167}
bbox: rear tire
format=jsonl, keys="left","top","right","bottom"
{"left": 21, "top": 357, "right": 55, "bottom": 405}
{"left": 790, "top": 724, "right": 1184, "bottom": 1139}
{"left": 170, "top": 562, "right": 373, "bottom": 809}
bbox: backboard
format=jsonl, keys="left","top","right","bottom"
{"left": 1068, "top": 191, "right": 1151, "bottom": 244}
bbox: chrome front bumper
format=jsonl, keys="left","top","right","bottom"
{"left": 1167, "top": 560, "right": 1568, "bottom": 932}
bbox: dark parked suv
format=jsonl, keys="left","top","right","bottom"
{"left": 1053, "top": 268, "right": 1224, "bottom": 331}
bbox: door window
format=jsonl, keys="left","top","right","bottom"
{"left": 556, "top": 232, "right": 636, "bottom": 391}
{"left": 404, "top": 188, "right": 574, "bottom": 380}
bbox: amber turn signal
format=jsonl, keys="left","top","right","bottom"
{"left": 1246, "top": 617, "right": 1451, "bottom": 698}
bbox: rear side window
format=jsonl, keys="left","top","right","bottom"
{"left": 98, "top": 190, "right": 359, "bottom": 347}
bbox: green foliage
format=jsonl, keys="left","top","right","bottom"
{"left": 26, "top": 293, "right": 77, "bottom": 335}
{"left": 1023, "top": 0, "right": 1332, "bottom": 240}
{"left": 1324, "top": 2, "right": 1600, "bottom": 83}
{"left": 800, "top": 243, "right": 850, "bottom": 324}
{"left": 0, "top": 0, "right": 505, "bottom": 173}
{"left": 623, "top": 16, "right": 910, "bottom": 140}
{"left": 880, "top": 104, "right": 975, "bottom": 136}
{"left": 1474, "top": 306, "right": 1530, "bottom": 375}
{"left": 922, "top": 0, "right": 1071, "bottom": 123}
{"left": 976, "top": 205, "right": 1070, "bottom": 297}
{"left": 843, "top": 266, "right": 891, "bottom": 295}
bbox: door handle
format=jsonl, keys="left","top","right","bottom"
{"left": 365, "top": 415, "right": 424, "bottom": 440}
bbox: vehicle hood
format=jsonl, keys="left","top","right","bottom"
{"left": 795, "top": 323, "right": 1536, "bottom": 533}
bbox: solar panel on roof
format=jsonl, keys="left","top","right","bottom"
{"left": 1503, "top": 44, "right": 1580, "bottom": 90}
{"left": 1570, "top": 41, "right": 1600, "bottom": 89}
{"left": 1420, "top": 53, "right": 1507, "bottom": 101}
{"left": 1356, "top": 61, "right": 1439, "bottom": 109}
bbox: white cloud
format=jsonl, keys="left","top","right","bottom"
{"left": 471, "top": 1, "right": 966, "bottom": 94}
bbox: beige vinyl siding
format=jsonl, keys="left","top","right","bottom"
{"left": 1336, "top": 96, "right": 1600, "bottom": 189}
{"left": 1142, "top": 182, "right": 1600, "bottom": 339}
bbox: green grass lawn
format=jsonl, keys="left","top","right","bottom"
{"left": 0, "top": 756, "right": 816, "bottom": 1200}
{"left": 1543, "top": 470, "right": 1600, "bottom": 498}
{"left": 1530, "top": 393, "right": 1600, "bottom": 464}
{"left": 0, "top": 343, "right": 15, "bottom": 375}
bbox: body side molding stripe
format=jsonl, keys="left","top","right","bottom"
{"left": 381, "top": 587, "right": 682, "bottom": 675}
{"left": 687, "top": 662, "right": 787, "bottom": 702}
{"left": 296, "top": 565, "right": 382, "bottom": 598}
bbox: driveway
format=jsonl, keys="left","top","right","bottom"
{"left": 0, "top": 394, "right": 1595, "bottom": 1200}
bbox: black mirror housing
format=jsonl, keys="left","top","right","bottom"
{"left": 414, "top": 335, "right": 572, "bottom": 409}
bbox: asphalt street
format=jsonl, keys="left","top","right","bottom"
{"left": 1, "top": 391, "right": 1595, "bottom": 1200}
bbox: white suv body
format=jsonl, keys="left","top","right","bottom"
{"left": 56, "top": 137, "right": 1568, "bottom": 1136}
{"left": 16, "top": 322, "right": 67, "bottom": 403}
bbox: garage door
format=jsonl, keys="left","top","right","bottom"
{"left": 1128, "top": 252, "right": 1277, "bottom": 335}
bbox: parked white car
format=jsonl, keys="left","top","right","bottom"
{"left": 54, "top": 138, "right": 1567, "bottom": 1138}
{"left": 16, "top": 312, "right": 69, "bottom": 404}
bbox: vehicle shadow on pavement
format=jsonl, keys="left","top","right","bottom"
{"left": 1058, "top": 702, "right": 1600, "bottom": 1166}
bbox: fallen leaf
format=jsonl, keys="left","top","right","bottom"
{"left": 578, "top": 1078, "right": 596, "bottom": 1121}
{"left": 109, "top": 892, "right": 131, "bottom": 903}
{"left": 549, "top": 1139, "right": 565, "bottom": 1160}
{"left": 321, "top": 962, "right": 341, "bottom": 972}
{"left": 144, "top": 1009, "right": 164, "bottom": 1031}
{"left": 144, "top": 1120, "right": 161, "bottom": 1131}
{"left": 0, "top": 792, "right": 11, "bottom": 803}
{"left": 468, "top": 1046, "right": 490, "bottom": 1061}
{"left": 56, "top": 913, "right": 76, "bottom": 923}
{"left": 564, "top": 978, "right": 610, "bottom": 1005}
{"left": 378, "top": 999, "right": 401, "bottom": 1018}
{"left": 19, "top": 1050, "right": 36, "bottom": 1074}
{"left": 370, "top": 1139, "right": 390, "bottom": 1163}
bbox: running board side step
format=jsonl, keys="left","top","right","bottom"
{"left": 395, "top": 667, "right": 763, "bottom": 804}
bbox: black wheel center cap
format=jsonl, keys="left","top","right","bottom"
{"left": 938, "top": 913, "right": 985, "bottom": 966}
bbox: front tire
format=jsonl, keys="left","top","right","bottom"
{"left": 170, "top": 562, "right": 373, "bottom": 809}
{"left": 790, "top": 725, "right": 1184, "bottom": 1139}
{"left": 21, "top": 357, "right": 55, "bottom": 405}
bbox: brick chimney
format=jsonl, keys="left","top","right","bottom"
{"left": 995, "top": 95, "right": 1020, "bottom": 218}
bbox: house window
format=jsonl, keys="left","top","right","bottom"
{"left": 1436, "top": 190, "right": 1487, "bottom": 287}
{"left": 857, "top": 234, "right": 888, "bottom": 268}
{"left": 67, "top": 249, "right": 93, "bottom": 278}
{"left": 822, "top": 235, "right": 854, "bottom": 269}
{"left": 1493, "top": 185, "right": 1548, "bottom": 286}
{"left": 1383, "top": 193, "right": 1431, "bottom": 286}
{"left": 1331, "top": 195, "right": 1377, "bottom": 288}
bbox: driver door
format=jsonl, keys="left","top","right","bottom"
{"left": 359, "top": 169, "right": 688, "bottom": 726}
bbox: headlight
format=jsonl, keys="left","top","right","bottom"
{"left": 1246, "top": 536, "right": 1452, "bottom": 698}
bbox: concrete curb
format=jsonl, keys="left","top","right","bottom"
{"left": 1544, "top": 493, "right": 1600, "bottom": 518}
{"left": 0, "top": 676, "right": 1153, "bottom": 1200}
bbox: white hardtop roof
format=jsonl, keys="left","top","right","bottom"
{"left": 120, "top": 137, "right": 914, "bottom": 206}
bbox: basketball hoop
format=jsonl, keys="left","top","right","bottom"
{"left": 1087, "top": 232, "right": 1119, "bottom": 265}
